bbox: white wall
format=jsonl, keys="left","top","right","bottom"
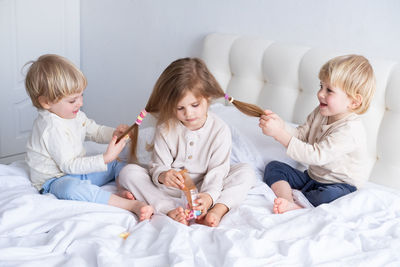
{"left": 80, "top": 0, "right": 400, "bottom": 127}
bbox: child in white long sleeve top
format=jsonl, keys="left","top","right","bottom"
{"left": 259, "top": 54, "right": 376, "bottom": 213}
{"left": 24, "top": 54, "right": 153, "bottom": 221}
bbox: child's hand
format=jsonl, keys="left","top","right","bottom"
{"left": 194, "top": 193, "right": 213, "bottom": 219}
{"left": 259, "top": 109, "right": 285, "bottom": 138}
{"left": 158, "top": 169, "right": 185, "bottom": 189}
{"left": 103, "top": 135, "right": 128, "bottom": 164}
{"left": 259, "top": 109, "right": 292, "bottom": 147}
{"left": 113, "top": 124, "right": 130, "bottom": 138}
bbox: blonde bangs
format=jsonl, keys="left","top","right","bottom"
{"left": 25, "top": 54, "right": 87, "bottom": 108}
{"left": 49, "top": 60, "right": 87, "bottom": 102}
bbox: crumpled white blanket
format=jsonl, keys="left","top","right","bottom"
{"left": 1, "top": 161, "right": 400, "bottom": 266}
{"left": 1, "top": 104, "right": 400, "bottom": 266}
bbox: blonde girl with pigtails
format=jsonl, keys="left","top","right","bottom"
{"left": 118, "top": 57, "right": 263, "bottom": 226}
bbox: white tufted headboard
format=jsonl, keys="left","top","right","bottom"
{"left": 201, "top": 33, "right": 400, "bottom": 190}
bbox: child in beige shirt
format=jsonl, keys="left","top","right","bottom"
{"left": 259, "top": 54, "right": 376, "bottom": 213}
{"left": 118, "top": 57, "right": 262, "bottom": 226}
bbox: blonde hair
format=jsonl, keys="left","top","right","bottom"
{"left": 24, "top": 54, "right": 87, "bottom": 109}
{"left": 319, "top": 54, "right": 376, "bottom": 114}
{"left": 128, "top": 57, "right": 264, "bottom": 162}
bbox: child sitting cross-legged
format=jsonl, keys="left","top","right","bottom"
{"left": 24, "top": 54, "right": 153, "bottom": 221}
{"left": 118, "top": 57, "right": 263, "bottom": 227}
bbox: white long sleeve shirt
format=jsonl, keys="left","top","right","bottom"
{"left": 26, "top": 110, "right": 114, "bottom": 190}
{"left": 150, "top": 112, "right": 231, "bottom": 203}
{"left": 286, "top": 107, "right": 369, "bottom": 188}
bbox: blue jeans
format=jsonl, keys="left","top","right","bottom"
{"left": 41, "top": 160, "right": 126, "bottom": 204}
{"left": 263, "top": 161, "right": 356, "bottom": 206}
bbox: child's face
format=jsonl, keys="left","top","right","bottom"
{"left": 317, "top": 81, "right": 354, "bottom": 123}
{"left": 176, "top": 91, "right": 208, "bottom": 131}
{"left": 46, "top": 92, "right": 83, "bottom": 119}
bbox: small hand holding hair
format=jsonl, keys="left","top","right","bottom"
{"left": 113, "top": 124, "right": 130, "bottom": 139}
{"left": 103, "top": 134, "right": 128, "bottom": 164}
{"left": 259, "top": 109, "right": 292, "bottom": 147}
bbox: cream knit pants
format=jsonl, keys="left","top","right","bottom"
{"left": 118, "top": 163, "right": 256, "bottom": 214}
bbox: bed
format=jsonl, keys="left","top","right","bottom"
{"left": 1, "top": 33, "right": 400, "bottom": 266}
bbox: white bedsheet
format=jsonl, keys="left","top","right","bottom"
{"left": 1, "top": 104, "right": 400, "bottom": 266}
{"left": 1, "top": 161, "right": 400, "bottom": 266}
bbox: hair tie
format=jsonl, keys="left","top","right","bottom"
{"left": 224, "top": 94, "right": 234, "bottom": 103}
{"left": 135, "top": 109, "right": 147, "bottom": 125}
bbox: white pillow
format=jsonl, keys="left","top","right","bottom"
{"left": 136, "top": 126, "right": 155, "bottom": 165}
{"left": 229, "top": 124, "right": 265, "bottom": 180}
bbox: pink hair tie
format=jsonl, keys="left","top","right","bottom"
{"left": 135, "top": 109, "right": 147, "bottom": 125}
{"left": 224, "top": 94, "right": 234, "bottom": 103}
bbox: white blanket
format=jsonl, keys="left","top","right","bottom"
{"left": 1, "top": 104, "right": 400, "bottom": 266}
{"left": 1, "top": 162, "right": 400, "bottom": 266}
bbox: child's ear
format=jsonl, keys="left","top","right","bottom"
{"left": 38, "top": 96, "right": 51, "bottom": 110}
{"left": 350, "top": 94, "right": 363, "bottom": 110}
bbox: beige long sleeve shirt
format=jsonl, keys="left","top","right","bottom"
{"left": 286, "top": 107, "right": 369, "bottom": 188}
{"left": 26, "top": 110, "right": 114, "bottom": 190}
{"left": 149, "top": 112, "right": 231, "bottom": 203}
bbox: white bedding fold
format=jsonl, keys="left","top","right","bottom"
{"left": 1, "top": 161, "right": 399, "bottom": 266}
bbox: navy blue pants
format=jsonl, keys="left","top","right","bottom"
{"left": 263, "top": 161, "right": 356, "bottom": 207}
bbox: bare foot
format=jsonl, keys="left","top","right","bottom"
{"left": 273, "top": 197, "right": 302, "bottom": 214}
{"left": 107, "top": 194, "right": 151, "bottom": 220}
{"left": 167, "top": 207, "right": 188, "bottom": 225}
{"left": 116, "top": 188, "right": 135, "bottom": 200}
{"left": 197, "top": 203, "right": 228, "bottom": 227}
{"left": 132, "top": 201, "right": 153, "bottom": 221}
